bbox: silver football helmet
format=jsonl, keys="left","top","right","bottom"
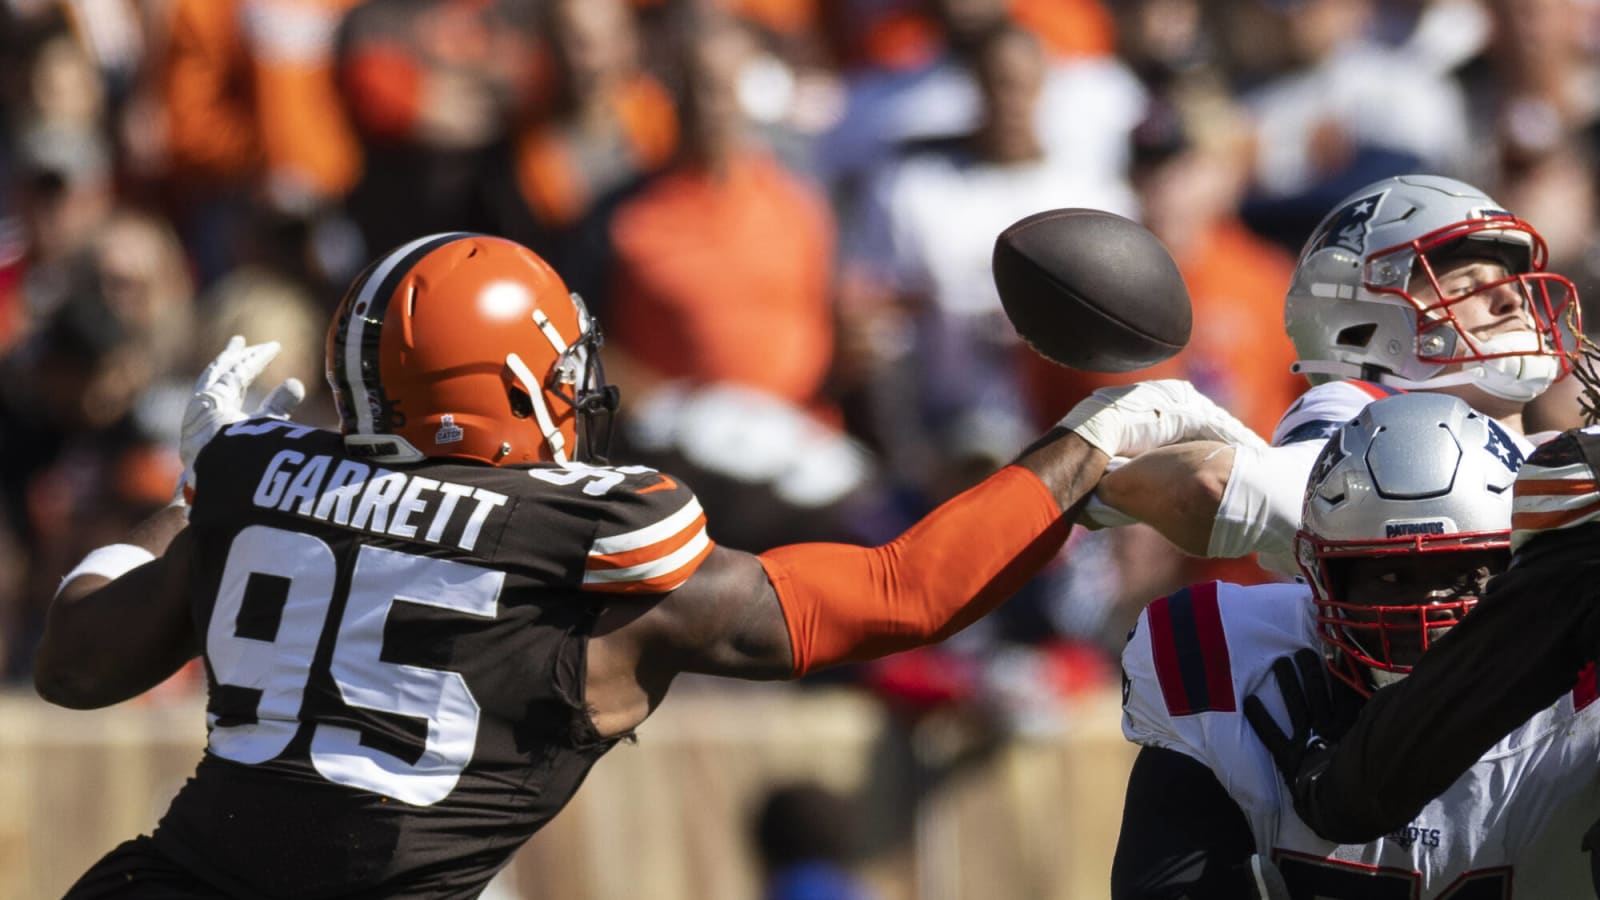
{"left": 1285, "top": 174, "right": 1580, "bottom": 402}
{"left": 1297, "top": 393, "right": 1519, "bottom": 695}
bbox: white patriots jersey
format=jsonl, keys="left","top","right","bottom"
{"left": 1231, "top": 379, "right": 1536, "bottom": 575}
{"left": 1122, "top": 580, "right": 1600, "bottom": 898}
{"left": 1271, "top": 380, "right": 1536, "bottom": 455}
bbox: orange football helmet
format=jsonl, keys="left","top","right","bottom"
{"left": 326, "top": 232, "right": 617, "bottom": 465}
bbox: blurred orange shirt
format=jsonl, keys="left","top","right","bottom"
{"left": 163, "top": 0, "right": 363, "bottom": 198}
{"left": 608, "top": 151, "right": 836, "bottom": 409}
{"left": 514, "top": 75, "right": 678, "bottom": 228}
{"left": 845, "top": 0, "right": 1114, "bottom": 71}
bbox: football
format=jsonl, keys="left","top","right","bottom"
{"left": 992, "top": 208, "right": 1192, "bottom": 372}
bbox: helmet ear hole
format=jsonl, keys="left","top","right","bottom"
{"left": 1336, "top": 323, "right": 1377, "bottom": 348}
{"left": 508, "top": 385, "right": 534, "bottom": 419}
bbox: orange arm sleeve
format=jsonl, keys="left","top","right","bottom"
{"left": 758, "top": 465, "right": 1070, "bottom": 677}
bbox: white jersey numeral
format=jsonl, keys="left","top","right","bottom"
{"left": 207, "top": 526, "right": 336, "bottom": 763}
{"left": 205, "top": 525, "right": 504, "bottom": 805}
{"left": 526, "top": 463, "right": 656, "bottom": 496}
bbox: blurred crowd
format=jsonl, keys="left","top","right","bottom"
{"left": 2, "top": 0, "right": 1599, "bottom": 744}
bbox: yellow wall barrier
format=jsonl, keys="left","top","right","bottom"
{"left": 0, "top": 684, "right": 1136, "bottom": 900}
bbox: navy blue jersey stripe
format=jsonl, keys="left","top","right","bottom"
{"left": 1164, "top": 588, "right": 1215, "bottom": 713}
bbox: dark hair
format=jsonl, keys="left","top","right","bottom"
{"left": 753, "top": 782, "right": 861, "bottom": 869}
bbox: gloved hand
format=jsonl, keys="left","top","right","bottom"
{"left": 1244, "top": 648, "right": 1337, "bottom": 830}
{"left": 176, "top": 335, "right": 305, "bottom": 503}
{"left": 1058, "top": 379, "right": 1266, "bottom": 459}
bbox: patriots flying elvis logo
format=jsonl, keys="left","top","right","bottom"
{"left": 1306, "top": 190, "right": 1388, "bottom": 255}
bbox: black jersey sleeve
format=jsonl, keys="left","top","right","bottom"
{"left": 1111, "top": 746, "right": 1258, "bottom": 900}
{"left": 1299, "top": 520, "right": 1600, "bottom": 841}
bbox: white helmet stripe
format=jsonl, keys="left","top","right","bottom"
{"left": 341, "top": 232, "right": 472, "bottom": 434}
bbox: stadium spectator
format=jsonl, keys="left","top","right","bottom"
{"left": 753, "top": 781, "right": 879, "bottom": 900}
{"left": 499, "top": 0, "right": 677, "bottom": 312}
{"left": 600, "top": 10, "right": 873, "bottom": 553}
{"left": 337, "top": 0, "right": 540, "bottom": 268}
{"left": 194, "top": 265, "right": 334, "bottom": 427}
{"left": 5, "top": 123, "right": 116, "bottom": 348}
{"left": 1230, "top": 0, "right": 1473, "bottom": 250}
{"left": 160, "top": 0, "right": 364, "bottom": 284}
{"left": 816, "top": 0, "right": 1141, "bottom": 214}
{"left": 607, "top": 12, "right": 835, "bottom": 411}
{"left": 844, "top": 22, "right": 1134, "bottom": 498}
{"left": 0, "top": 209, "right": 195, "bottom": 678}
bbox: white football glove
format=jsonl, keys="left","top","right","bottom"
{"left": 176, "top": 335, "right": 306, "bottom": 503}
{"left": 1058, "top": 379, "right": 1266, "bottom": 458}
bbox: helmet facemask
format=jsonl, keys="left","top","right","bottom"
{"left": 1300, "top": 533, "right": 1507, "bottom": 695}
{"left": 1360, "top": 218, "right": 1581, "bottom": 402}
{"left": 537, "top": 293, "right": 620, "bottom": 463}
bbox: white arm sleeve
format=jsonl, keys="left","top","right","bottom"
{"left": 1206, "top": 440, "right": 1327, "bottom": 575}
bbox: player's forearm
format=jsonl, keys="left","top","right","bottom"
{"left": 35, "top": 508, "right": 198, "bottom": 709}
{"left": 54, "top": 505, "right": 189, "bottom": 605}
{"left": 1096, "top": 441, "right": 1233, "bottom": 555}
{"left": 761, "top": 433, "right": 1100, "bottom": 676}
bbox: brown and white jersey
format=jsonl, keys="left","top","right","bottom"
{"left": 153, "top": 420, "right": 713, "bottom": 899}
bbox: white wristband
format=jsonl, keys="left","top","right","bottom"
{"left": 58, "top": 543, "right": 156, "bottom": 594}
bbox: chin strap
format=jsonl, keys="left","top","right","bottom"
{"left": 1293, "top": 337, "right": 1559, "bottom": 402}
{"left": 1290, "top": 359, "right": 1367, "bottom": 380}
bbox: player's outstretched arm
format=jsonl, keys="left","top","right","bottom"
{"left": 584, "top": 428, "right": 1106, "bottom": 735}
{"left": 586, "top": 382, "right": 1270, "bottom": 736}
{"left": 34, "top": 505, "right": 200, "bottom": 709}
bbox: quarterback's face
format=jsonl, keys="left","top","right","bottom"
{"left": 1412, "top": 257, "right": 1535, "bottom": 344}
{"left": 1337, "top": 549, "right": 1506, "bottom": 668}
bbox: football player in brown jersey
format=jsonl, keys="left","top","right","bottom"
{"left": 33, "top": 233, "right": 1259, "bottom": 898}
